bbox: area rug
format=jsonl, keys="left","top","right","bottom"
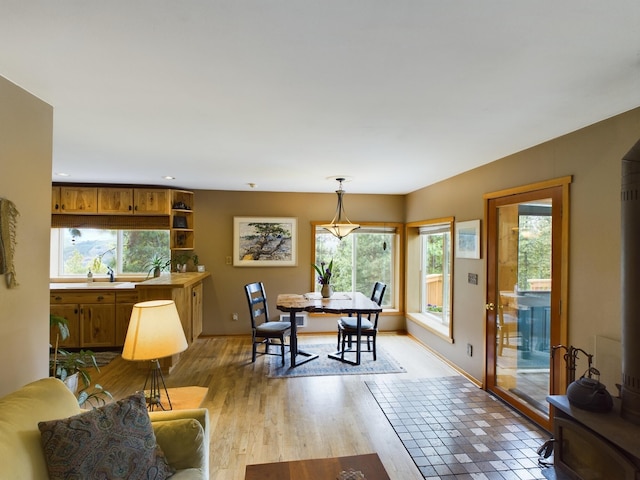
{"left": 50, "top": 351, "right": 120, "bottom": 367}
{"left": 266, "top": 343, "right": 406, "bottom": 378}
{"left": 366, "top": 376, "right": 552, "bottom": 479}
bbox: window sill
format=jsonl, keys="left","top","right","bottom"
{"left": 406, "top": 312, "right": 453, "bottom": 343}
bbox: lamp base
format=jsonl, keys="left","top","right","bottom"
{"left": 142, "top": 359, "right": 173, "bottom": 411}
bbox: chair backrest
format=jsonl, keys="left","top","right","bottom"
{"left": 371, "top": 281, "right": 387, "bottom": 306}
{"left": 370, "top": 282, "right": 387, "bottom": 326}
{"left": 244, "top": 282, "right": 269, "bottom": 329}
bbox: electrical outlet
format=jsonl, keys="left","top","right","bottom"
{"left": 467, "top": 343, "right": 473, "bottom": 357}
{"left": 232, "top": 313, "right": 238, "bottom": 322}
{"left": 225, "top": 256, "right": 232, "bottom": 265}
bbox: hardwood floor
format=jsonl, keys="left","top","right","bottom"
{"left": 92, "top": 333, "right": 460, "bottom": 480}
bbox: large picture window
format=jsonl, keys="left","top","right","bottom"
{"left": 50, "top": 228, "right": 170, "bottom": 278}
{"left": 313, "top": 223, "right": 400, "bottom": 309}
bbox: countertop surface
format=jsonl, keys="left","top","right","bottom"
{"left": 135, "top": 272, "right": 210, "bottom": 288}
{"left": 50, "top": 281, "right": 137, "bottom": 290}
{"left": 50, "top": 272, "right": 210, "bottom": 291}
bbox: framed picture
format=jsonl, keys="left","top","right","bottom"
{"left": 233, "top": 217, "right": 297, "bottom": 267}
{"left": 455, "top": 219, "right": 481, "bottom": 259}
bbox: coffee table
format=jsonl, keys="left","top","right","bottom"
{"left": 245, "top": 453, "right": 390, "bottom": 480}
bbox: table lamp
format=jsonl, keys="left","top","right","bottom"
{"left": 122, "top": 300, "right": 188, "bottom": 411}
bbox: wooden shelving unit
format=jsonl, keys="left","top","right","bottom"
{"left": 170, "top": 190, "right": 195, "bottom": 262}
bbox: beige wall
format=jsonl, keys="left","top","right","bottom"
{"left": 0, "top": 76, "right": 53, "bottom": 396}
{"left": 406, "top": 107, "right": 640, "bottom": 383}
{"left": 192, "top": 190, "right": 405, "bottom": 335}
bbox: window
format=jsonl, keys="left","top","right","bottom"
{"left": 406, "top": 218, "right": 454, "bottom": 341}
{"left": 313, "top": 223, "right": 401, "bottom": 309}
{"left": 420, "top": 223, "right": 451, "bottom": 324}
{"left": 50, "top": 228, "right": 170, "bottom": 278}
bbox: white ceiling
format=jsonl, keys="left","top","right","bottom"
{"left": 2, "top": 1, "right": 639, "bottom": 194}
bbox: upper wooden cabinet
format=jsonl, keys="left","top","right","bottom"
{"left": 51, "top": 187, "right": 61, "bottom": 213}
{"left": 98, "top": 187, "right": 134, "bottom": 214}
{"left": 134, "top": 188, "right": 170, "bottom": 215}
{"left": 59, "top": 187, "right": 98, "bottom": 214}
{"left": 54, "top": 186, "right": 172, "bottom": 216}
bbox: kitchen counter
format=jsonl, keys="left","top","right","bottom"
{"left": 50, "top": 281, "right": 137, "bottom": 290}
{"left": 134, "top": 272, "right": 210, "bottom": 289}
{"left": 50, "top": 272, "right": 210, "bottom": 291}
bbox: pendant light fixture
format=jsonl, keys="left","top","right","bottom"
{"left": 320, "top": 177, "right": 360, "bottom": 240}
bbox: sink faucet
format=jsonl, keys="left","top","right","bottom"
{"left": 107, "top": 266, "right": 114, "bottom": 282}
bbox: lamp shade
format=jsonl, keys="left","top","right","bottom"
{"left": 122, "top": 300, "right": 188, "bottom": 361}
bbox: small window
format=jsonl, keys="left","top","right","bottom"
{"left": 406, "top": 218, "right": 454, "bottom": 341}
{"left": 51, "top": 228, "right": 170, "bottom": 277}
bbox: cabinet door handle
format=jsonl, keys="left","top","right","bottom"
{"left": 74, "top": 308, "right": 78, "bottom": 314}
{"left": 55, "top": 296, "right": 62, "bottom": 301}
{"left": 61, "top": 204, "right": 65, "bottom": 210}
{"left": 128, "top": 205, "right": 132, "bottom": 211}
{"left": 97, "top": 295, "right": 104, "bottom": 301}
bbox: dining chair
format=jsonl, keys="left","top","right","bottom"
{"left": 244, "top": 282, "right": 291, "bottom": 366}
{"left": 497, "top": 293, "right": 519, "bottom": 356}
{"left": 337, "top": 281, "right": 386, "bottom": 361}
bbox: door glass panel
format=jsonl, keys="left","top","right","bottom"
{"left": 495, "top": 199, "right": 552, "bottom": 414}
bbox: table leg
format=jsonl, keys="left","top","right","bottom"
{"left": 288, "top": 310, "right": 318, "bottom": 367}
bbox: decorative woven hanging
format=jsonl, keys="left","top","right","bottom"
{"left": 0, "top": 198, "right": 19, "bottom": 288}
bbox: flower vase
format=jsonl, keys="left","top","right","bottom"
{"left": 321, "top": 284, "right": 333, "bottom": 298}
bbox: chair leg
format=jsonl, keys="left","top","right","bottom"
{"left": 281, "top": 339, "right": 285, "bottom": 366}
{"left": 372, "top": 335, "right": 377, "bottom": 361}
{"left": 252, "top": 342, "right": 257, "bottom": 363}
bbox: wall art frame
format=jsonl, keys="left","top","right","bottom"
{"left": 233, "top": 216, "right": 297, "bottom": 267}
{"left": 455, "top": 219, "right": 481, "bottom": 259}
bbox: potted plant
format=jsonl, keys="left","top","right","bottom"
{"left": 174, "top": 252, "right": 198, "bottom": 272}
{"left": 49, "top": 314, "right": 112, "bottom": 407}
{"left": 145, "top": 254, "right": 171, "bottom": 278}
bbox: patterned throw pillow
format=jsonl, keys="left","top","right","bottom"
{"left": 38, "top": 392, "right": 174, "bottom": 480}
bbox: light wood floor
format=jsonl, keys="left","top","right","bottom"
{"left": 93, "top": 333, "right": 460, "bottom": 480}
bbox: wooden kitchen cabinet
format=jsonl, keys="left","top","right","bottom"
{"left": 134, "top": 188, "right": 170, "bottom": 215}
{"left": 80, "top": 303, "right": 116, "bottom": 347}
{"left": 191, "top": 282, "right": 203, "bottom": 340}
{"left": 50, "top": 303, "right": 80, "bottom": 348}
{"left": 50, "top": 290, "right": 134, "bottom": 349}
{"left": 59, "top": 187, "right": 97, "bottom": 214}
{"left": 98, "top": 187, "right": 134, "bottom": 214}
{"left": 115, "top": 291, "right": 138, "bottom": 345}
{"left": 51, "top": 187, "right": 61, "bottom": 213}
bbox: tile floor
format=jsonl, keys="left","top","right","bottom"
{"left": 366, "top": 376, "right": 566, "bottom": 480}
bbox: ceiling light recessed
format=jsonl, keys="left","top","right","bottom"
{"left": 162, "top": 176, "right": 176, "bottom": 180}
{"left": 55, "top": 172, "right": 70, "bottom": 177}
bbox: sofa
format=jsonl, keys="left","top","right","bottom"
{"left": 0, "top": 377, "right": 210, "bottom": 479}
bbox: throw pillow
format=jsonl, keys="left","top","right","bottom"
{"left": 153, "top": 418, "right": 205, "bottom": 470}
{"left": 38, "top": 392, "right": 174, "bottom": 480}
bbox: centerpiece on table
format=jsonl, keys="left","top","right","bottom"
{"left": 313, "top": 259, "right": 334, "bottom": 298}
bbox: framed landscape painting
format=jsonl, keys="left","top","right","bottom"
{"left": 455, "top": 219, "right": 481, "bottom": 259}
{"left": 233, "top": 217, "right": 297, "bottom": 267}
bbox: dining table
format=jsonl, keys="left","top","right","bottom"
{"left": 276, "top": 291, "right": 383, "bottom": 367}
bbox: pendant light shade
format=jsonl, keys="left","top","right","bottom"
{"left": 320, "top": 178, "right": 360, "bottom": 240}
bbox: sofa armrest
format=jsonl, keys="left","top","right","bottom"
{"left": 149, "top": 408, "right": 209, "bottom": 478}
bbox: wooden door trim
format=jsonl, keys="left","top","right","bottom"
{"left": 483, "top": 178, "right": 571, "bottom": 431}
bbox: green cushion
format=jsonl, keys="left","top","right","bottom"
{"left": 38, "top": 392, "right": 173, "bottom": 480}
{"left": 153, "top": 418, "right": 205, "bottom": 470}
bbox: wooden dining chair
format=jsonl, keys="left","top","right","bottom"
{"left": 244, "top": 282, "right": 291, "bottom": 366}
{"left": 337, "top": 282, "right": 386, "bottom": 361}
